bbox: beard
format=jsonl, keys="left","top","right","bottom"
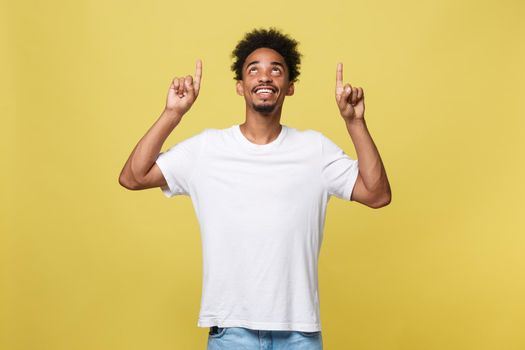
{"left": 253, "top": 101, "right": 277, "bottom": 114}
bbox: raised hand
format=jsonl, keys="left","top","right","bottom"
{"left": 335, "top": 62, "right": 365, "bottom": 122}
{"left": 165, "top": 59, "right": 202, "bottom": 116}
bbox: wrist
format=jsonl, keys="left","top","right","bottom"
{"left": 345, "top": 117, "right": 366, "bottom": 128}
{"left": 162, "top": 108, "right": 184, "bottom": 122}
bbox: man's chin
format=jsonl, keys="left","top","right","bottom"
{"left": 253, "top": 103, "right": 276, "bottom": 114}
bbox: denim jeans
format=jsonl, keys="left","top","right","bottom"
{"left": 207, "top": 326, "right": 323, "bottom": 350}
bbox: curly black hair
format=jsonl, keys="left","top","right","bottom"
{"left": 231, "top": 27, "right": 302, "bottom": 82}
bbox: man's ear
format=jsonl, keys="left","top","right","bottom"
{"left": 236, "top": 80, "right": 244, "bottom": 96}
{"left": 286, "top": 82, "right": 295, "bottom": 96}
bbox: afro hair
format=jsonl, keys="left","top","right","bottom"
{"left": 231, "top": 27, "right": 302, "bottom": 83}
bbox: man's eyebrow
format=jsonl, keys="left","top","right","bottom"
{"left": 246, "top": 60, "right": 259, "bottom": 69}
{"left": 245, "top": 61, "right": 286, "bottom": 69}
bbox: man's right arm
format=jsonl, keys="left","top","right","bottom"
{"left": 118, "top": 109, "right": 182, "bottom": 190}
{"left": 118, "top": 59, "right": 203, "bottom": 191}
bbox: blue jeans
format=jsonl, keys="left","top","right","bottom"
{"left": 207, "top": 326, "right": 323, "bottom": 350}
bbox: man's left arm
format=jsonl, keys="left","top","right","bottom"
{"left": 335, "top": 62, "right": 392, "bottom": 208}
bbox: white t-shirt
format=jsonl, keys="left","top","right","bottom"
{"left": 155, "top": 124, "right": 359, "bottom": 332}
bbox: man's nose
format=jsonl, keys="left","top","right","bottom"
{"left": 258, "top": 71, "right": 272, "bottom": 83}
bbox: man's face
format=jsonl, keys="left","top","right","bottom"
{"left": 236, "top": 47, "right": 294, "bottom": 114}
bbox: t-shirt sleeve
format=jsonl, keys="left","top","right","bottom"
{"left": 155, "top": 129, "right": 207, "bottom": 198}
{"left": 320, "top": 133, "right": 359, "bottom": 201}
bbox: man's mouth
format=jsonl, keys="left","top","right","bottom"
{"left": 253, "top": 86, "right": 277, "bottom": 99}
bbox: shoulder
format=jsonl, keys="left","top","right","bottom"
{"left": 200, "top": 127, "right": 231, "bottom": 145}
{"left": 285, "top": 126, "right": 324, "bottom": 144}
{"left": 295, "top": 129, "right": 345, "bottom": 156}
{"left": 202, "top": 126, "right": 231, "bottom": 137}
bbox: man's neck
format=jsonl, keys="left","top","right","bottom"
{"left": 239, "top": 111, "right": 283, "bottom": 145}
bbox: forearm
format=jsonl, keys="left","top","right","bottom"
{"left": 120, "top": 108, "right": 182, "bottom": 184}
{"left": 345, "top": 119, "right": 390, "bottom": 195}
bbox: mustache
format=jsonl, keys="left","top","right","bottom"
{"left": 252, "top": 84, "right": 277, "bottom": 92}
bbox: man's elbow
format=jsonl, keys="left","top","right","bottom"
{"left": 119, "top": 176, "right": 133, "bottom": 190}
{"left": 118, "top": 173, "right": 141, "bottom": 190}
{"left": 369, "top": 191, "right": 392, "bottom": 209}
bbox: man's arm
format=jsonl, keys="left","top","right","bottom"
{"left": 345, "top": 119, "right": 391, "bottom": 208}
{"left": 335, "top": 62, "right": 391, "bottom": 208}
{"left": 118, "top": 59, "right": 202, "bottom": 190}
{"left": 118, "top": 110, "right": 182, "bottom": 190}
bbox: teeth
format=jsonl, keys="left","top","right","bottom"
{"left": 256, "top": 88, "right": 273, "bottom": 93}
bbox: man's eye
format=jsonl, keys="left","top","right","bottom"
{"left": 272, "top": 67, "right": 281, "bottom": 72}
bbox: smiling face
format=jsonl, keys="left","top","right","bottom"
{"left": 236, "top": 47, "right": 295, "bottom": 115}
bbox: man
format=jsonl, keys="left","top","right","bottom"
{"left": 119, "top": 28, "right": 391, "bottom": 349}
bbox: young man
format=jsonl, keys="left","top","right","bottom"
{"left": 119, "top": 28, "right": 391, "bottom": 349}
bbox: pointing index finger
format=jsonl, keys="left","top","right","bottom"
{"left": 335, "top": 63, "right": 343, "bottom": 87}
{"left": 194, "top": 59, "right": 202, "bottom": 93}
{"left": 336, "top": 62, "right": 343, "bottom": 95}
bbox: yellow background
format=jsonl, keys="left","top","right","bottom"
{"left": 2, "top": 0, "right": 524, "bottom": 349}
